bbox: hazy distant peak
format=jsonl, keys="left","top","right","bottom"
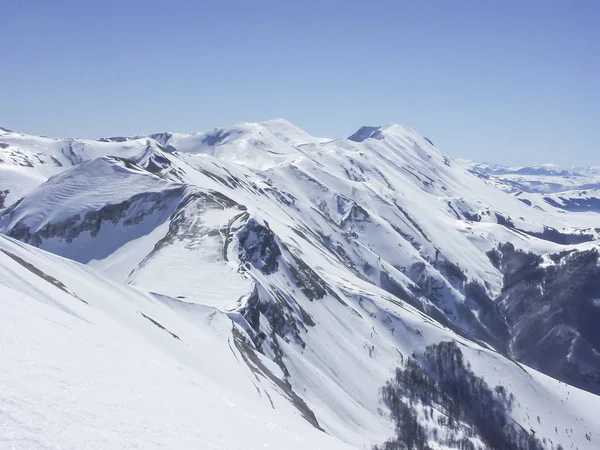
{"left": 260, "top": 118, "right": 297, "bottom": 128}
{"left": 260, "top": 118, "right": 330, "bottom": 146}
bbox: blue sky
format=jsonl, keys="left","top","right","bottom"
{"left": 2, "top": 0, "right": 598, "bottom": 165}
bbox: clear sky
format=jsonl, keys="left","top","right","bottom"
{"left": 2, "top": 0, "right": 598, "bottom": 166}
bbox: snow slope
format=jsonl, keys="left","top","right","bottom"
{"left": 2, "top": 225, "right": 598, "bottom": 450}
{"left": 0, "top": 130, "right": 168, "bottom": 205}
{"left": 0, "top": 235, "right": 354, "bottom": 450}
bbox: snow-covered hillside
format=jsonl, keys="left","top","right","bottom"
{"left": 1, "top": 121, "right": 599, "bottom": 449}
{"left": 0, "top": 235, "right": 354, "bottom": 450}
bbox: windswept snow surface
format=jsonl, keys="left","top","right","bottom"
{"left": 1, "top": 121, "right": 600, "bottom": 449}
{"left": 0, "top": 130, "right": 164, "bottom": 204}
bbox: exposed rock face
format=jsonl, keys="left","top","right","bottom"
{"left": 238, "top": 219, "right": 281, "bottom": 275}
{"left": 0, "top": 189, "right": 8, "bottom": 209}
{"left": 237, "top": 221, "right": 318, "bottom": 350}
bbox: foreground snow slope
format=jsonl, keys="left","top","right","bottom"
{"left": 0, "top": 235, "right": 354, "bottom": 450}
{"left": 1, "top": 120, "right": 600, "bottom": 449}
{"left": 2, "top": 228, "right": 598, "bottom": 450}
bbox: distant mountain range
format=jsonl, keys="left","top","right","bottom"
{"left": 458, "top": 159, "right": 600, "bottom": 194}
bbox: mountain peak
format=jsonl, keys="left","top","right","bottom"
{"left": 347, "top": 124, "right": 417, "bottom": 143}
{"left": 347, "top": 125, "right": 385, "bottom": 142}
{"left": 260, "top": 118, "right": 329, "bottom": 146}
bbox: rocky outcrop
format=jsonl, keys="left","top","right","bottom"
{"left": 238, "top": 219, "right": 281, "bottom": 275}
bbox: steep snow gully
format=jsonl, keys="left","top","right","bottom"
{"left": 1, "top": 119, "right": 599, "bottom": 450}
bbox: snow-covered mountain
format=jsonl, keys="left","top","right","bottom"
{"left": 1, "top": 120, "right": 599, "bottom": 449}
